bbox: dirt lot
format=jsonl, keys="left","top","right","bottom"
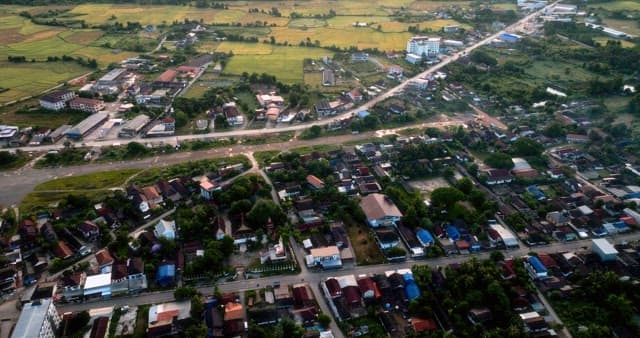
{"left": 408, "top": 177, "right": 451, "bottom": 194}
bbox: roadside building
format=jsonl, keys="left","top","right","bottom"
{"left": 48, "top": 125, "right": 72, "bottom": 143}
{"left": 0, "top": 125, "right": 19, "bottom": 147}
{"left": 592, "top": 238, "right": 618, "bottom": 261}
{"left": 306, "top": 246, "right": 342, "bottom": 269}
{"left": 118, "top": 114, "right": 150, "bottom": 138}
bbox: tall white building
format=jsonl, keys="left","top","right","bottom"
{"left": 406, "top": 36, "right": 441, "bottom": 57}
{"left": 12, "top": 298, "right": 61, "bottom": 338}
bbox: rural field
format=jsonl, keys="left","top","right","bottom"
{"left": 587, "top": 0, "right": 640, "bottom": 11}
{"left": 220, "top": 43, "right": 331, "bottom": 83}
{"left": 0, "top": 62, "right": 91, "bottom": 104}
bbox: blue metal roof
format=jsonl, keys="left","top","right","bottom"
{"left": 614, "top": 221, "right": 629, "bottom": 229}
{"left": 446, "top": 226, "right": 461, "bottom": 240}
{"left": 156, "top": 264, "right": 175, "bottom": 280}
{"left": 623, "top": 192, "right": 640, "bottom": 200}
{"left": 357, "top": 110, "right": 370, "bottom": 118}
{"left": 405, "top": 280, "right": 420, "bottom": 301}
{"left": 528, "top": 256, "right": 547, "bottom": 273}
{"left": 402, "top": 272, "right": 415, "bottom": 282}
{"left": 416, "top": 229, "right": 434, "bottom": 245}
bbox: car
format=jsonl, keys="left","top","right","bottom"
{"left": 273, "top": 281, "right": 281, "bottom": 288}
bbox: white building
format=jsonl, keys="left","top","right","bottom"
{"left": 39, "top": 90, "right": 75, "bottom": 111}
{"left": 306, "top": 246, "right": 342, "bottom": 269}
{"left": 83, "top": 273, "right": 113, "bottom": 299}
{"left": 592, "top": 238, "right": 618, "bottom": 261}
{"left": 12, "top": 298, "right": 61, "bottom": 338}
{"left": 406, "top": 36, "right": 441, "bottom": 58}
{"left": 489, "top": 221, "right": 519, "bottom": 248}
{"left": 154, "top": 219, "right": 176, "bottom": 240}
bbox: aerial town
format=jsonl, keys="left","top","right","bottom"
{"left": 0, "top": 0, "right": 640, "bottom": 337}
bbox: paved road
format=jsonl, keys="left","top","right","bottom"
{"left": 8, "top": 2, "right": 555, "bottom": 155}
{"left": 0, "top": 119, "right": 461, "bottom": 208}
{"left": 58, "top": 230, "right": 640, "bottom": 313}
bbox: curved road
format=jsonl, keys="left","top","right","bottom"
{"left": 0, "top": 118, "right": 463, "bottom": 207}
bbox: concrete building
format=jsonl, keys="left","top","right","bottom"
{"left": 489, "top": 221, "right": 519, "bottom": 248}
{"left": 39, "top": 90, "right": 75, "bottom": 111}
{"left": 12, "top": 298, "right": 61, "bottom": 338}
{"left": 406, "top": 36, "right": 441, "bottom": 63}
{"left": 69, "top": 98, "right": 105, "bottom": 114}
{"left": 592, "top": 238, "right": 618, "bottom": 261}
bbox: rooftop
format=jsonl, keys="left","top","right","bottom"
{"left": 12, "top": 298, "right": 55, "bottom": 338}
{"left": 84, "top": 273, "right": 112, "bottom": 289}
{"left": 360, "top": 193, "right": 403, "bottom": 221}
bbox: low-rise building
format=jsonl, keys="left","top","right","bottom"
{"left": 592, "top": 238, "right": 618, "bottom": 261}
{"left": 64, "top": 113, "right": 108, "bottom": 139}
{"left": 306, "top": 246, "right": 342, "bottom": 269}
{"left": 39, "top": 90, "right": 75, "bottom": 111}
{"left": 154, "top": 219, "right": 176, "bottom": 240}
{"left": 69, "top": 97, "right": 105, "bottom": 114}
{"left": 118, "top": 114, "right": 150, "bottom": 138}
{"left": 360, "top": 193, "right": 403, "bottom": 227}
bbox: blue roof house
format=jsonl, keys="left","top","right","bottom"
{"left": 446, "top": 225, "right": 461, "bottom": 241}
{"left": 524, "top": 256, "right": 548, "bottom": 280}
{"left": 357, "top": 110, "right": 370, "bottom": 119}
{"left": 156, "top": 263, "right": 176, "bottom": 287}
{"left": 416, "top": 228, "right": 435, "bottom": 247}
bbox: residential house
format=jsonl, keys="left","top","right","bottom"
{"left": 200, "top": 179, "right": 219, "bottom": 200}
{"left": 306, "top": 246, "right": 342, "bottom": 269}
{"left": 375, "top": 228, "right": 400, "bottom": 250}
{"left": 222, "top": 102, "right": 244, "bottom": 126}
{"left": 360, "top": 193, "right": 403, "bottom": 227}
{"left": 77, "top": 221, "right": 100, "bottom": 241}
{"left": 95, "top": 249, "right": 114, "bottom": 270}
{"left": 154, "top": 219, "right": 176, "bottom": 240}
{"left": 306, "top": 175, "right": 325, "bottom": 190}
{"left": 347, "top": 88, "right": 363, "bottom": 102}
{"left": 485, "top": 169, "right": 513, "bottom": 185}
{"left": 156, "top": 263, "right": 176, "bottom": 287}
{"left": 147, "top": 300, "right": 191, "bottom": 337}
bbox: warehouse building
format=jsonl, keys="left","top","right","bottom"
{"left": 119, "top": 114, "right": 151, "bottom": 138}
{"left": 64, "top": 113, "right": 108, "bottom": 140}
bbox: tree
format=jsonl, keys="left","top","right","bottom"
{"left": 470, "top": 50, "right": 498, "bottom": 66}
{"left": 246, "top": 199, "right": 286, "bottom": 229}
{"left": 543, "top": 122, "right": 566, "bottom": 138}
{"left": 318, "top": 313, "right": 332, "bottom": 328}
{"left": 190, "top": 295, "right": 204, "bottom": 319}
{"left": 0, "top": 151, "right": 17, "bottom": 167}
{"left": 430, "top": 187, "right": 465, "bottom": 209}
{"left": 65, "top": 310, "right": 90, "bottom": 336}
{"left": 174, "top": 110, "right": 188, "bottom": 128}
{"left": 126, "top": 142, "right": 147, "bottom": 157}
{"left": 184, "top": 323, "right": 207, "bottom": 338}
{"left": 174, "top": 287, "right": 198, "bottom": 300}
{"left": 485, "top": 152, "right": 514, "bottom": 170}
{"left": 490, "top": 251, "right": 505, "bottom": 262}
{"left": 511, "top": 138, "right": 544, "bottom": 157}
{"left": 456, "top": 177, "right": 474, "bottom": 195}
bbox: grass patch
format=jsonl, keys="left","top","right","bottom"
{"left": 34, "top": 169, "right": 141, "bottom": 191}
{"left": 131, "top": 305, "right": 150, "bottom": 338}
{"left": 347, "top": 223, "right": 385, "bottom": 265}
{"left": 21, "top": 190, "right": 106, "bottom": 214}
{"left": 604, "top": 96, "right": 631, "bottom": 114}
{"left": 253, "top": 150, "right": 280, "bottom": 168}
{"left": 288, "top": 18, "right": 327, "bottom": 29}
{"left": 588, "top": 1, "right": 640, "bottom": 11}
{"left": 593, "top": 37, "right": 635, "bottom": 48}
